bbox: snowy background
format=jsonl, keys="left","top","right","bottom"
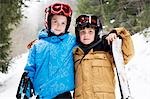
{"left": 0, "top": 29, "right": 150, "bottom": 99}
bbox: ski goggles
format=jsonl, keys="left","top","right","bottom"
{"left": 76, "top": 15, "right": 100, "bottom": 31}
{"left": 46, "top": 3, "right": 72, "bottom": 17}
{"left": 76, "top": 15, "right": 98, "bottom": 27}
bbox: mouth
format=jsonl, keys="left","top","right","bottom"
{"left": 83, "top": 39, "right": 89, "bottom": 40}
{"left": 55, "top": 29, "right": 61, "bottom": 32}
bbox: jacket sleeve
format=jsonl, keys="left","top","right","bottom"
{"left": 27, "top": 39, "right": 38, "bottom": 49}
{"left": 24, "top": 44, "right": 36, "bottom": 82}
{"left": 114, "top": 27, "right": 134, "bottom": 64}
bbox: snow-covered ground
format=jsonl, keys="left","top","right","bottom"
{"left": 0, "top": 32, "right": 150, "bottom": 99}
{"left": 125, "top": 33, "right": 150, "bottom": 99}
{"left": 0, "top": 53, "right": 28, "bottom": 98}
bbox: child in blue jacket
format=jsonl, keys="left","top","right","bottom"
{"left": 16, "top": 2, "right": 76, "bottom": 99}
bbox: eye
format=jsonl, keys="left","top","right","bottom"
{"left": 90, "top": 31, "right": 93, "bottom": 35}
{"left": 89, "top": 29, "right": 95, "bottom": 35}
{"left": 51, "top": 19, "right": 57, "bottom": 24}
{"left": 89, "top": 30, "right": 93, "bottom": 33}
{"left": 80, "top": 30, "right": 86, "bottom": 35}
{"left": 61, "top": 22, "right": 66, "bottom": 25}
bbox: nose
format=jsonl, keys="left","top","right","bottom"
{"left": 84, "top": 32, "right": 90, "bottom": 37}
{"left": 56, "top": 23, "right": 61, "bottom": 28}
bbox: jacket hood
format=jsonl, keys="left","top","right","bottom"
{"left": 38, "top": 29, "right": 49, "bottom": 39}
{"left": 38, "top": 29, "right": 70, "bottom": 43}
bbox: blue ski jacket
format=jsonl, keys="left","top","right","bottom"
{"left": 24, "top": 29, "right": 76, "bottom": 99}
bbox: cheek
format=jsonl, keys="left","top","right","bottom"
{"left": 92, "top": 34, "right": 95, "bottom": 40}
{"left": 51, "top": 24, "right": 55, "bottom": 29}
{"left": 79, "top": 35, "right": 84, "bottom": 41}
{"left": 90, "top": 34, "right": 95, "bottom": 41}
{"left": 62, "top": 25, "right": 66, "bottom": 30}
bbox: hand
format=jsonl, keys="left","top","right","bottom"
{"left": 105, "top": 33, "right": 117, "bottom": 45}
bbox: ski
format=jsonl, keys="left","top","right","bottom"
{"left": 112, "top": 38, "right": 132, "bottom": 99}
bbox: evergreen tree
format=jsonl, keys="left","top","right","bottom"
{"left": 0, "top": 0, "right": 25, "bottom": 73}
{"left": 77, "top": 0, "right": 150, "bottom": 35}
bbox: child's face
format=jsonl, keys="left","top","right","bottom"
{"left": 79, "top": 27, "right": 95, "bottom": 45}
{"left": 51, "top": 15, "right": 67, "bottom": 35}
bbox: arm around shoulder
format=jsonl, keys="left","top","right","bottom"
{"left": 113, "top": 27, "right": 134, "bottom": 64}
{"left": 27, "top": 39, "right": 38, "bottom": 49}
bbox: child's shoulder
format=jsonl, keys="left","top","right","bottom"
{"left": 67, "top": 32, "right": 75, "bottom": 36}
{"left": 66, "top": 32, "right": 76, "bottom": 45}
{"left": 67, "top": 32, "right": 76, "bottom": 39}
{"left": 27, "top": 39, "right": 45, "bottom": 49}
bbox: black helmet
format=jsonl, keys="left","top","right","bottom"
{"left": 75, "top": 14, "right": 103, "bottom": 43}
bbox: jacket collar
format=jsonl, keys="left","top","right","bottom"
{"left": 74, "top": 46, "right": 94, "bottom": 55}
{"left": 38, "top": 29, "right": 68, "bottom": 43}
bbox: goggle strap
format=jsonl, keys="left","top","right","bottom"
{"left": 89, "top": 16, "right": 91, "bottom": 24}
{"left": 45, "top": 12, "right": 49, "bottom": 22}
{"left": 97, "top": 18, "right": 99, "bottom": 27}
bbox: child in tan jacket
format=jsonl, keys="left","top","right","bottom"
{"left": 73, "top": 14, "right": 134, "bottom": 99}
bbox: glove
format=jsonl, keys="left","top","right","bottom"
{"left": 16, "top": 72, "right": 35, "bottom": 99}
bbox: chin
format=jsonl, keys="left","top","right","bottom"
{"left": 54, "top": 32, "right": 61, "bottom": 35}
{"left": 83, "top": 42, "right": 91, "bottom": 45}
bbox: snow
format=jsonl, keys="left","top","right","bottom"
{"left": 0, "top": 53, "right": 28, "bottom": 98}
{"left": 0, "top": 33, "right": 150, "bottom": 99}
{"left": 125, "top": 33, "right": 150, "bottom": 99}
